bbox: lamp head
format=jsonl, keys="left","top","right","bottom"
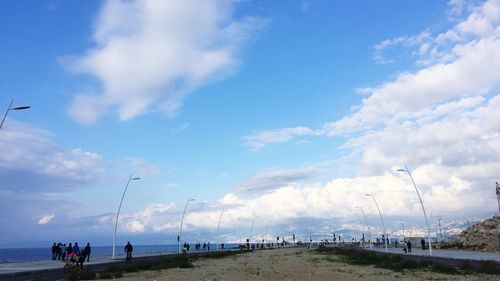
{"left": 131, "top": 177, "right": 141, "bottom": 180}
{"left": 364, "top": 193, "right": 372, "bottom": 197}
{"left": 396, "top": 168, "right": 406, "bottom": 172}
{"left": 13, "top": 106, "right": 31, "bottom": 110}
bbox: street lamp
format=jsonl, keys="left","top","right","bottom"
{"left": 113, "top": 175, "right": 141, "bottom": 259}
{"left": 216, "top": 209, "right": 227, "bottom": 251}
{"left": 249, "top": 214, "right": 255, "bottom": 247}
{"left": 178, "top": 197, "right": 195, "bottom": 254}
{"left": 365, "top": 193, "right": 388, "bottom": 252}
{"left": 396, "top": 165, "right": 432, "bottom": 256}
{"left": 1, "top": 99, "right": 31, "bottom": 130}
{"left": 355, "top": 206, "right": 372, "bottom": 249}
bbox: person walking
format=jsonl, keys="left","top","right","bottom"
{"left": 124, "top": 241, "right": 133, "bottom": 262}
{"left": 407, "top": 240, "right": 412, "bottom": 253}
{"left": 84, "top": 243, "right": 91, "bottom": 262}
{"left": 420, "top": 238, "right": 426, "bottom": 250}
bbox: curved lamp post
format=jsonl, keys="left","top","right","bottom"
{"left": 397, "top": 165, "right": 432, "bottom": 256}
{"left": 1, "top": 99, "right": 31, "bottom": 130}
{"left": 365, "top": 193, "right": 388, "bottom": 252}
{"left": 216, "top": 209, "right": 227, "bottom": 251}
{"left": 356, "top": 206, "right": 372, "bottom": 249}
{"left": 113, "top": 175, "right": 140, "bottom": 259}
{"left": 178, "top": 197, "right": 195, "bottom": 254}
{"left": 249, "top": 214, "right": 255, "bottom": 246}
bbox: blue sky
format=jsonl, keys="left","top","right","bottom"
{"left": 1, "top": 0, "right": 499, "bottom": 247}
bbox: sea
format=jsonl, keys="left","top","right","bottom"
{"left": 0, "top": 244, "right": 240, "bottom": 263}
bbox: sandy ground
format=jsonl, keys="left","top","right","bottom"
{"left": 118, "top": 247, "right": 497, "bottom": 281}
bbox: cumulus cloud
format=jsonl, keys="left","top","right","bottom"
{"left": 66, "top": 0, "right": 265, "bottom": 124}
{"left": 237, "top": 0, "right": 500, "bottom": 228}
{"left": 0, "top": 120, "right": 105, "bottom": 192}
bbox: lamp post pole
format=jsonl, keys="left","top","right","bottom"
{"left": 113, "top": 175, "right": 140, "bottom": 259}
{"left": 1, "top": 99, "right": 31, "bottom": 130}
{"left": 216, "top": 209, "right": 227, "bottom": 251}
{"left": 365, "top": 193, "right": 388, "bottom": 252}
{"left": 356, "top": 206, "right": 372, "bottom": 249}
{"left": 178, "top": 197, "right": 195, "bottom": 254}
{"left": 249, "top": 215, "right": 255, "bottom": 247}
{"left": 400, "top": 223, "right": 405, "bottom": 242}
{"left": 397, "top": 165, "right": 432, "bottom": 256}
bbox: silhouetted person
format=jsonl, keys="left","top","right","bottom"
{"left": 51, "top": 243, "right": 57, "bottom": 260}
{"left": 73, "top": 242, "right": 80, "bottom": 255}
{"left": 124, "top": 241, "right": 133, "bottom": 262}
{"left": 84, "top": 243, "right": 91, "bottom": 262}
{"left": 421, "top": 238, "right": 425, "bottom": 250}
{"left": 407, "top": 240, "right": 412, "bottom": 253}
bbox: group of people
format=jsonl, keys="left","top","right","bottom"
{"left": 52, "top": 242, "right": 92, "bottom": 268}
{"left": 193, "top": 242, "right": 211, "bottom": 251}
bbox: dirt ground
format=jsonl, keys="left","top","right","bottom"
{"left": 118, "top": 247, "right": 497, "bottom": 281}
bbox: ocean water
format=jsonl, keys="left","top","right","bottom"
{"left": 0, "top": 244, "right": 239, "bottom": 263}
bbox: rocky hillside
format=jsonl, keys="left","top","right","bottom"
{"left": 440, "top": 216, "right": 499, "bottom": 252}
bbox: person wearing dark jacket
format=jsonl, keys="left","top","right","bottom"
{"left": 84, "top": 243, "right": 91, "bottom": 262}
{"left": 124, "top": 242, "right": 133, "bottom": 262}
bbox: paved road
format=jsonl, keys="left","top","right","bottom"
{"left": 367, "top": 247, "right": 500, "bottom": 262}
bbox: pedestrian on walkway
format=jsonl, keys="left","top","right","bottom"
{"left": 73, "top": 242, "right": 80, "bottom": 255}
{"left": 124, "top": 241, "right": 133, "bottom": 262}
{"left": 421, "top": 238, "right": 425, "bottom": 250}
{"left": 407, "top": 240, "right": 412, "bottom": 253}
{"left": 51, "top": 243, "right": 57, "bottom": 260}
{"left": 61, "top": 243, "right": 67, "bottom": 262}
{"left": 84, "top": 243, "right": 91, "bottom": 262}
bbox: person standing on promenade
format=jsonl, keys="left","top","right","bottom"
{"left": 57, "top": 243, "right": 63, "bottom": 260}
{"left": 125, "top": 241, "right": 133, "bottom": 262}
{"left": 407, "top": 240, "right": 412, "bottom": 253}
{"left": 66, "top": 243, "right": 73, "bottom": 257}
{"left": 73, "top": 242, "right": 80, "bottom": 255}
{"left": 420, "top": 238, "right": 425, "bottom": 250}
{"left": 84, "top": 243, "right": 91, "bottom": 262}
{"left": 207, "top": 242, "right": 211, "bottom": 251}
{"left": 61, "top": 243, "right": 67, "bottom": 262}
{"left": 51, "top": 243, "right": 57, "bottom": 260}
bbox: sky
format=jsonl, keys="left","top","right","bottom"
{"left": 1, "top": 0, "right": 499, "bottom": 248}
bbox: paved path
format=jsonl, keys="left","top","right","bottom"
{"left": 0, "top": 252, "right": 169, "bottom": 275}
{"left": 367, "top": 247, "right": 500, "bottom": 262}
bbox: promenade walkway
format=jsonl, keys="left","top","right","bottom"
{"left": 0, "top": 246, "right": 498, "bottom": 280}
{"left": 367, "top": 247, "right": 500, "bottom": 262}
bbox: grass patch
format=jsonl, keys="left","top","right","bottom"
{"left": 315, "top": 247, "right": 477, "bottom": 275}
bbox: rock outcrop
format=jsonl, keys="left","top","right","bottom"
{"left": 440, "top": 216, "right": 499, "bottom": 252}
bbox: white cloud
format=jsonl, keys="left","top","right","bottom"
{"left": 66, "top": 0, "right": 265, "bottom": 124}
{"left": 236, "top": 0, "right": 500, "bottom": 229}
{"left": 38, "top": 214, "right": 55, "bottom": 225}
{"left": 235, "top": 166, "right": 318, "bottom": 193}
{"left": 244, "top": 126, "right": 316, "bottom": 150}
{"left": 0, "top": 120, "right": 105, "bottom": 192}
